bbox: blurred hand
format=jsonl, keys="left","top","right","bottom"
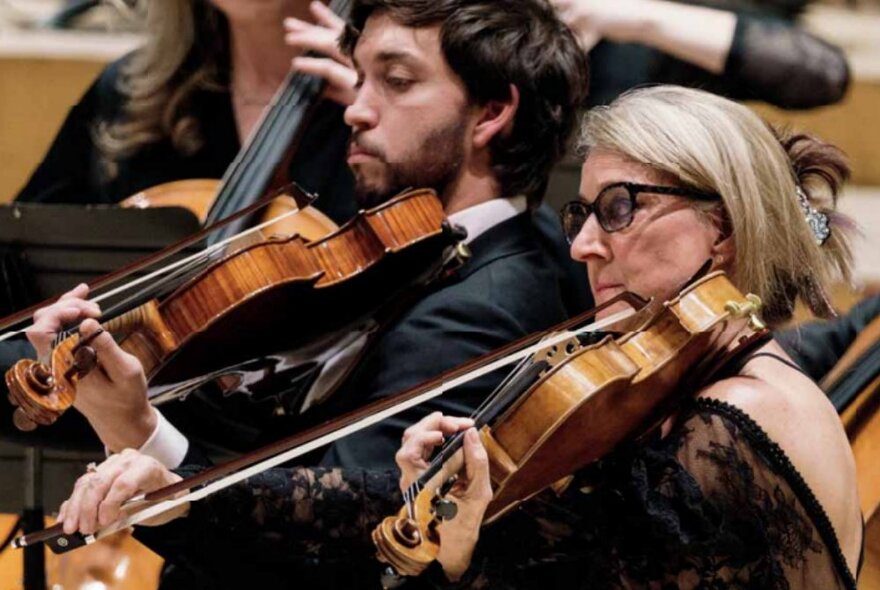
{"left": 396, "top": 413, "right": 493, "bottom": 581}
{"left": 285, "top": 1, "right": 357, "bottom": 106}
{"left": 550, "top": 0, "right": 650, "bottom": 50}
{"left": 57, "top": 449, "right": 186, "bottom": 535}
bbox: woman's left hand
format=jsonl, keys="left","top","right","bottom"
{"left": 285, "top": 1, "right": 357, "bottom": 106}
{"left": 396, "top": 413, "right": 494, "bottom": 581}
{"left": 57, "top": 449, "right": 186, "bottom": 536}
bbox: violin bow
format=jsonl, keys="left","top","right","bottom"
{"left": 13, "top": 291, "right": 649, "bottom": 553}
{"left": 0, "top": 183, "right": 316, "bottom": 339}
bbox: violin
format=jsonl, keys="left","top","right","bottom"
{"left": 5, "top": 188, "right": 466, "bottom": 431}
{"left": 372, "top": 271, "right": 768, "bottom": 579}
{"left": 11, "top": 289, "right": 646, "bottom": 554}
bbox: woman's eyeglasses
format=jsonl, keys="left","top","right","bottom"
{"left": 560, "top": 182, "right": 719, "bottom": 243}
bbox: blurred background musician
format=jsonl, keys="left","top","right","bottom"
{"left": 551, "top": 0, "right": 850, "bottom": 110}
{"left": 0, "top": 0, "right": 361, "bottom": 447}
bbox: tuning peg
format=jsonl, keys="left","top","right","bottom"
{"left": 432, "top": 498, "right": 458, "bottom": 521}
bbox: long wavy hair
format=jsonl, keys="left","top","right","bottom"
{"left": 96, "top": 0, "right": 229, "bottom": 178}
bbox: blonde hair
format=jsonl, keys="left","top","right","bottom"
{"left": 577, "top": 85, "right": 853, "bottom": 325}
{"left": 96, "top": 0, "right": 227, "bottom": 178}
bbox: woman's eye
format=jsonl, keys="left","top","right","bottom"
{"left": 604, "top": 196, "right": 632, "bottom": 221}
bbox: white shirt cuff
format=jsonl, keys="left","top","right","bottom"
{"left": 136, "top": 407, "right": 190, "bottom": 469}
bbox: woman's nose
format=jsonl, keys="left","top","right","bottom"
{"left": 569, "top": 213, "right": 610, "bottom": 262}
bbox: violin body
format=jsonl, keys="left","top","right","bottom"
{"left": 374, "top": 272, "right": 767, "bottom": 576}
{"left": 482, "top": 273, "right": 756, "bottom": 521}
{"left": 7, "top": 189, "right": 465, "bottom": 429}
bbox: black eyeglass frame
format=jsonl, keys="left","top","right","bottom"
{"left": 560, "top": 181, "right": 720, "bottom": 242}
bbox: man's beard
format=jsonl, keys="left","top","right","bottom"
{"left": 351, "top": 118, "right": 467, "bottom": 209}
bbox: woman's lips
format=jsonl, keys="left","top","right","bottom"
{"left": 594, "top": 283, "right": 623, "bottom": 301}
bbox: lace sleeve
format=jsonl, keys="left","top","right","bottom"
{"left": 426, "top": 399, "right": 857, "bottom": 589}
{"left": 133, "top": 464, "right": 402, "bottom": 585}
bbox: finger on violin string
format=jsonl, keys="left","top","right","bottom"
{"left": 284, "top": 20, "right": 342, "bottom": 57}
{"left": 461, "top": 428, "right": 491, "bottom": 498}
{"left": 78, "top": 319, "right": 142, "bottom": 384}
{"left": 403, "top": 412, "right": 475, "bottom": 443}
{"left": 59, "top": 283, "right": 90, "bottom": 301}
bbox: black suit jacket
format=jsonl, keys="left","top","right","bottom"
{"left": 134, "top": 206, "right": 592, "bottom": 589}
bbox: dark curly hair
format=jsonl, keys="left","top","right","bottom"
{"left": 340, "top": 0, "right": 590, "bottom": 205}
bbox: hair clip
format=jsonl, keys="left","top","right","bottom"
{"left": 796, "top": 186, "right": 830, "bottom": 246}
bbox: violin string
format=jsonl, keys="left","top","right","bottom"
{"left": 43, "top": 307, "right": 637, "bottom": 547}
{"left": 99, "top": 245, "right": 225, "bottom": 321}
{"left": 0, "top": 203, "right": 308, "bottom": 343}
{"left": 415, "top": 331, "right": 564, "bottom": 485}
{"left": 39, "top": 243, "right": 221, "bottom": 357}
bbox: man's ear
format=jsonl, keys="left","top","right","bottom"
{"left": 472, "top": 84, "right": 520, "bottom": 149}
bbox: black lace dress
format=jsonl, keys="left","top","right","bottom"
{"left": 152, "top": 396, "right": 859, "bottom": 589}
{"left": 431, "top": 398, "right": 858, "bottom": 589}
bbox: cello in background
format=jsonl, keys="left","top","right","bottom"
{"left": 818, "top": 301, "right": 880, "bottom": 585}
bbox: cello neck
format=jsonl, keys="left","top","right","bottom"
{"left": 204, "top": 0, "right": 354, "bottom": 236}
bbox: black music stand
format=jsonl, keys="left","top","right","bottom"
{"left": 0, "top": 202, "right": 200, "bottom": 590}
{"left": 0, "top": 202, "right": 201, "bottom": 316}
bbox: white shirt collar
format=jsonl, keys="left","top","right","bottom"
{"left": 446, "top": 196, "right": 527, "bottom": 244}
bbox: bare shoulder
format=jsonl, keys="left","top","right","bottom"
{"left": 695, "top": 354, "right": 861, "bottom": 572}
{"left": 695, "top": 367, "right": 847, "bottom": 473}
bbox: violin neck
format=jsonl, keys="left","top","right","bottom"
{"left": 414, "top": 359, "right": 550, "bottom": 491}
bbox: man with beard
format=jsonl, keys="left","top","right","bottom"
{"left": 36, "top": 0, "right": 590, "bottom": 586}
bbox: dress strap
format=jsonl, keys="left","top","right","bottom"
{"left": 744, "top": 351, "right": 809, "bottom": 375}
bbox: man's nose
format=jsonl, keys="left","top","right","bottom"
{"left": 569, "top": 214, "right": 610, "bottom": 262}
{"left": 344, "top": 87, "right": 379, "bottom": 131}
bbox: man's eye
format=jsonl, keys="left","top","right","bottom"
{"left": 385, "top": 77, "right": 413, "bottom": 90}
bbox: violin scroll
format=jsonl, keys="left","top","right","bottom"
{"left": 6, "top": 329, "right": 103, "bottom": 431}
{"left": 373, "top": 490, "right": 442, "bottom": 578}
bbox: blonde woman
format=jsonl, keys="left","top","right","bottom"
{"left": 397, "top": 86, "right": 863, "bottom": 588}
{"left": 16, "top": 0, "right": 358, "bottom": 224}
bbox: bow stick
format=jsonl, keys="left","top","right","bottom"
{"left": 14, "top": 291, "right": 648, "bottom": 552}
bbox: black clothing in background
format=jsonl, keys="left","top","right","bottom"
{"left": 14, "top": 57, "right": 358, "bottom": 224}
{"left": 135, "top": 208, "right": 593, "bottom": 589}
{"left": 777, "top": 295, "right": 880, "bottom": 385}
{"left": 588, "top": 0, "right": 849, "bottom": 109}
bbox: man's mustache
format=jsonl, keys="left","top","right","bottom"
{"left": 349, "top": 135, "right": 385, "bottom": 160}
